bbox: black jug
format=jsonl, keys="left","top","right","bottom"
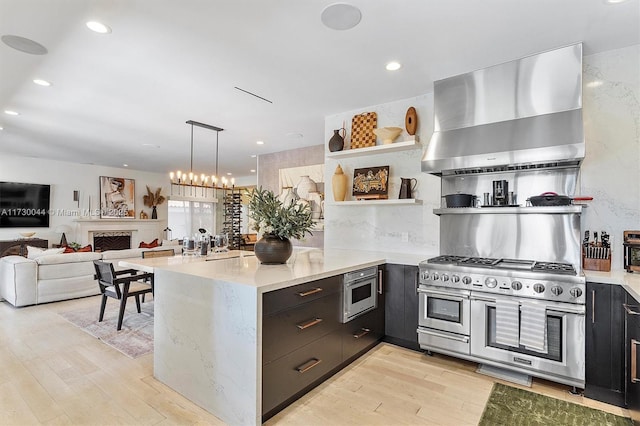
{"left": 399, "top": 178, "right": 417, "bottom": 199}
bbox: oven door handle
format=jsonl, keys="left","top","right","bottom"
{"left": 471, "top": 295, "right": 496, "bottom": 303}
{"left": 547, "top": 307, "right": 586, "bottom": 316}
{"left": 418, "top": 288, "right": 469, "bottom": 301}
{"left": 417, "top": 328, "right": 469, "bottom": 343}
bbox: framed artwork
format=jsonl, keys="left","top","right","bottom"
{"left": 352, "top": 166, "right": 389, "bottom": 200}
{"left": 100, "top": 176, "right": 135, "bottom": 218}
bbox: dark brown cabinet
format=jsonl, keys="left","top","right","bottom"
{"left": 625, "top": 292, "right": 640, "bottom": 423}
{"left": 262, "top": 269, "right": 386, "bottom": 421}
{"left": 0, "top": 238, "right": 48, "bottom": 257}
{"left": 383, "top": 264, "right": 419, "bottom": 350}
{"left": 584, "top": 281, "right": 625, "bottom": 406}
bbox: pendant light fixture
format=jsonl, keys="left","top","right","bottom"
{"left": 169, "top": 120, "right": 233, "bottom": 198}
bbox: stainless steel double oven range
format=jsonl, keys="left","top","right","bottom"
{"left": 419, "top": 43, "right": 587, "bottom": 389}
{"left": 418, "top": 256, "right": 586, "bottom": 388}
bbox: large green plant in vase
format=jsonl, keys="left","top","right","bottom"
{"left": 248, "top": 187, "right": 313, "bottom": 264}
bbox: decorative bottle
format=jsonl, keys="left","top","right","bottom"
{"left": 295, "top": 176, "right": 317, "bottom": 200}
{"left": 332, "top": 165, "right": 348, "bottom": 202}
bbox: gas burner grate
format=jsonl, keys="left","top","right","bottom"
{"left": 427, "top": 255, "right": 468, "bottom": 264}
{"left": 459, "top": 257, "right": 500, "bottom": 267}
{"left": 532, "top": 262, "right": 576, "bottom": 275}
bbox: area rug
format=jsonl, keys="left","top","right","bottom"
{"left": 479, "top": 382, "right": 633, "bottom": 426}
{"left": 60, "top": 300, "right": 154, "bottom": 358}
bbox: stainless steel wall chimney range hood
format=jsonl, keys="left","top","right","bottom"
{"left": 422, "top": 43, "right": 584, "bottom": 176}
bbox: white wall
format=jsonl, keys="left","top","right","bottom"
{"left": 582, "top": 44, "right": 640, "bottom": 271}
{"left": 0, "top": 154, "right": 169, "bottom": 247}
{"left": 324, "top": 44, "right": 640, "bottom": 270}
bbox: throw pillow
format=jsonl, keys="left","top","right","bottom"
{"left": 139, "top": 239, "right": 159, "bottom": 248}
{"left": 27, "top": 246, "right": 65, "bottom": 259}
{"left": 63, "top": 246, "right": 76, "bottom": 253}
{"left": 77, "top": 244, "right": 93, "bottom": 252}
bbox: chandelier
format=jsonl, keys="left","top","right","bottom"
{"left": 169, "top": 120, "right": 234, "bottom": 198}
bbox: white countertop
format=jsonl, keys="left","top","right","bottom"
{"left": 119, "top": 248, "right": 437, "bottom": 294}
{"left": 585, "top": 269, "right": 640, "bottom": 302}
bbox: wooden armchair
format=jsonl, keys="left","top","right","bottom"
{"left": 93, "top": 260, "right": 154, "bottom": 331}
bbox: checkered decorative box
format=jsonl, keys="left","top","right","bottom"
{"left": 350, "top": 112, "right": 377, "bottom": 149}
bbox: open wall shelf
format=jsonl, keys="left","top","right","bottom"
{"left": 326, "top": 139, "right": 420, "bottom": 159}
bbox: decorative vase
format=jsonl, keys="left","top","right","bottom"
{"left": 332, "top": 164, "right": 348, "bottom": 201}
{"left": 254, "top": 234, "right": 293, "bottom": 264}
{"left": 278, "top": 187, "right": 297, "bottom": 206}
{"left": 295, "top": 175, "right": 317, "bottom": 200}
{"left": 151, "top": 206, "right": 158, "bottom": 219}
{"left": 328, "top": 129, "right": 344, "bottom": 152}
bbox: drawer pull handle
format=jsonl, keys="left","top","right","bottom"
{"left": 633, "top": 339, "right": 640, "bottom": 383}
{"left": 297, "top": 318, "right": 323, "bottom": 330}
{"left": 353, "top": 328, "right": 371, "bottom": 339}
{"left": 624, "top": 304, "right": 640, "bottom": 316}
{"left": 296, "top": 358, "right": 322, "bottom": 374}
{"left": 297, "top": 288, "right": 323, "bottom": 297}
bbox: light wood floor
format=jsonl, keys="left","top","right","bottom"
{"left": 0, "top": 295, "right": 630, "bottom": 425}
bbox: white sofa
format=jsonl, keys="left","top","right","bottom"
{"left": 0, "top": 246, "right": 180, "bottom": 307}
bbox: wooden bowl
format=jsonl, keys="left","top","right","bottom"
{"left": 373, "top": 127, "right": 403, "bottom": 144}
{"left": 19, "top": 232, "right": 36, "bottom": 238}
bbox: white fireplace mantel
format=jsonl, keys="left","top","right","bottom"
{"left": 74, "top": 218, "right": 165, "bottom": 249}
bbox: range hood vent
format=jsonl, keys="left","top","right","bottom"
{"left": 422, "top": 43, "right": 584, "bottom": 176}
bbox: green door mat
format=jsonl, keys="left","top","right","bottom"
{"left": 479, "top": 383, "right": 633, "bottom": 426}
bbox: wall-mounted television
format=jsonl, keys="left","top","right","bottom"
{"left": 0, "top": 181, "right": 51, "bottom": 228}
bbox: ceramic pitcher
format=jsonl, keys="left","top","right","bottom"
{"left": 398, "top": 178, "right": 417, "bottom": 199}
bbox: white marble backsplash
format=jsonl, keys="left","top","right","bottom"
{"left": 324, "top": 44, "right": 640, "bottom": 270}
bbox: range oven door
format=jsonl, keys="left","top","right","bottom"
{"left": 418, "top": 286, "right": 470, "bottom": 335}
{"left": 470, "top": 293, "right": 585, "bottom": 387}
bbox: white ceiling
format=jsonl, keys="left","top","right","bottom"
{"left": 0, "top": 0, "right": 638, "bottom": 180}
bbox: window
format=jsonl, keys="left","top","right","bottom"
{"left": 168, "top": 200, "right": 216, "bottom": 239}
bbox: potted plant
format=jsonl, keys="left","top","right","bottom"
{"left": 247, "top": 187, "right": 313, "bottom": 264}
{"left": 143, "top": 186, "right": 166, "bottom": 219}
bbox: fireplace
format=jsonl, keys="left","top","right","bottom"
{"left": 93, "top": 231, "right": 132, "bottom": 252}
{"left": 74, "top": 219, "right": 163, "bottom": 252}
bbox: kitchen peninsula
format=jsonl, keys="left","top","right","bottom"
{"left": 120, "top": 248, "right": 421, "bottom": 425}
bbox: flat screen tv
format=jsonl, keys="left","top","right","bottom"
{"left": 0, "top": 181, "right": 51, "bottom": 228}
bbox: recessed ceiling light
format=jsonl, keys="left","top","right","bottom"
{"left": 33, "top": 79, "right": 51, "bottom": 87}
{"left": 250, "top": 169, "right": 256, "bottom": 173}
{"left": 321, "top": 3, "right": 362, "bottom": 30}
{"left": 386, "top": 61, "right": 402, "bottom": 71}
{"left": 286, "top": 131, "right": 303, "bottom": 139}
{"left": 586, "top": 81, "right": 603, "bottom": 88}
{"left": 251, "top": 154, "right": 257, "bottom": 158}
{"left": 227, "top": 172, "right": 232, "bottom": 176}
{"left": 123, "top": 164, "right": 128, "bottom": 167}
{"left": 141, "top": 143, "right": 160, "bottom": 148}
{"left": 605, "top": 0, "right": 630, "bottom": 4}
{"left": 0, "top": 126, "right": 3, "bottom": 130}
{"left": 256, "top": 140, "right": 264, "bottom": 145}
{"left": 1, "top": 35, "right": 48, "bottom": 55}
{"left": 86, "top": 21, "right": 112, "bottom": 34}
{"left": 4, "top": 110, "right": 19, "bottom": 116}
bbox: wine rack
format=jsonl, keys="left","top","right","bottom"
{"left": 223, "top": 188, "right": 242, "bottom": 250}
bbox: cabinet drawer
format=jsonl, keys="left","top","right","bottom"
{"left": 342, "top": 307, "right": 384, "bottom": 362}
{"left": 262, "top": 330, "right": 342, "bottom": 416}
{"left": 263, "top": 291, "right": 341, "bottom": 364}
{"left": 263, "top": 275, "right": 341, "bottom": 315}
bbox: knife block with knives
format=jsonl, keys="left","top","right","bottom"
{"left": 582, "top": 230, "right": 611, "bottom": 272}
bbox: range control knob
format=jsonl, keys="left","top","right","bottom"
{"left": 462, "top": 276, "right": 472, "bottom": 285}
{"left": 451, "top": 275, "right": 460, "bottom": 283}
{"left": 421, "top": 271, "right": 430, "bottom": 281}
{"left": 570, "top": 288, "right": 583, "bottom": 298}
{"left": 511, "top": 281, "right": 523, "bottom": 291}
{"left": 485, "top": 277, "right": 497, "bottom": 288}
{"left": 431, "top": 272, "right": 439, "bottom": 281}
{"left": 441, "top": 274, "right": 449, "bottom": 282}
{"left": 533, "top": 283, "right": 546, "bottom": 293}
{"left": 551, "top": 286, "right": 563, "bottom": 296}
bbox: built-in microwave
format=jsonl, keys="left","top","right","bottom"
{"left": 342, "top": 266, "right": 379, "bottom": 323}
{"left": 625, "top": 231, "right": 640, "bottom": 273}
